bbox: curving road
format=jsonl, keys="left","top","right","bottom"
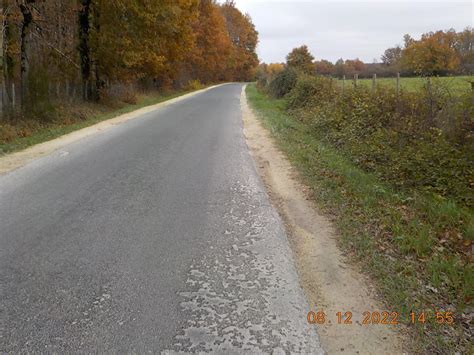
{"left": 0, "top": 84, "right": 323, "bottom": 353}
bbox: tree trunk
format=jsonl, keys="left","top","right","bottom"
{"left": 78, "top": 0, "right": 91, "bottom": 100}
{"left": 2, "top": 0, "right": 17, "bottom": 113}
{"left": 19, "top": 0, "right": 34, "bottom": 110}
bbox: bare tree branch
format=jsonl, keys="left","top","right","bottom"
{"left": 31, "top": 31, "right": 80, "bottom": 70}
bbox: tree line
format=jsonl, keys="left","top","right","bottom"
{"left": 0, "top": 0, "right": 259, "bottom": 115}
{"left": 259, "top": 28, "right": 473, "bottom": 79}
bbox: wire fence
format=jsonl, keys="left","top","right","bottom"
{"left": 0, "top": 80, "right": 149, "bottom": 117}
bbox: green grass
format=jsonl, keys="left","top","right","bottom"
{"left": 246, "top": 83, "right": 473, "bottom": 354}
{"left": 338, "top": 75, "right": 473, "bottom": 95}
{"left": 0, "top": 89, "right": 200, "bottom": 155}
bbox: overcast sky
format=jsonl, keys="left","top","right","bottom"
{"left": 232, "top": 0, "right": 473, "bottom": 63}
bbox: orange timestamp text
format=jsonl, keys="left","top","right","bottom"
{"left": 307, "top": 311, "right": 455, "bottom": 325}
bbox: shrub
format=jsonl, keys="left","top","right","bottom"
{"left": 286, "top": 75, "right": 338, "bottom": 110}
{"left": 279, "top": 76, "right": 473, "bottom": 208}
{"left": 184, "top": 79, "right": 203, "bottom": 91}
{"left": 119, "top": 86, "right": 138, "bottom": 105}
{"left": 0, "top": 124, "right": 17, "bottom": 143}
{"left": 267, "top": 67, "right": 298, "bottom": 98}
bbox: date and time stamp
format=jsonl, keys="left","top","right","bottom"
{"left": 307, "top": 310, "right": 456, "bottom": 326}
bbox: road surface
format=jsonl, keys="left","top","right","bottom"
{"left": 0, "top": 84, "right": 323, "bottom": 353}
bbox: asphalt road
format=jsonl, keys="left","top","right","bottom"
{"left": 0, "top": 84, "right": 323, "bottom": 353}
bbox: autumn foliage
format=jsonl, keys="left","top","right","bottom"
{"left": 0, "top": 0, "right": 259, "bottom": 116}
{"left": 401, "top": 30, "right": 461, "bottom": 75}
{"left": 266, "top": 28, "right": 473, "bottom": 79}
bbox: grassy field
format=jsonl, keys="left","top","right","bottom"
{"left": 338, "top": 75, "right": 473, "bottom": 95}
{"left": 246, "top": 83, "right": 472, "bottom": 354}
{"left": 0, "top": 88, "right": 201, "bottom": 156}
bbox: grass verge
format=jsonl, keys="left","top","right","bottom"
{"left": 246, "top": 83, "right": 472, "bottom": 354}
{"left": 0, "top": 89, "right": 202, "bottom": 155}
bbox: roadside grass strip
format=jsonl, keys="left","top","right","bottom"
{"left": 246, "top": 83, "right": 473, "bottom": 354}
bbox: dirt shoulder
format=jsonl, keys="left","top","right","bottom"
{"left": 0, "top": 84, "right": 225, "bottom": 175}
{"left": 241, "top": 85, "right": 406, "bottom": 354}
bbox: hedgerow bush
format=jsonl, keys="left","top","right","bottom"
{"left": 265, "top": 73, "right": 473, "bottom": 209}
{"left": 267, "top": 67, "right": 298, "bottom": 98}
{"left": 286, "top": 75, "right": 337, "bottom": 110}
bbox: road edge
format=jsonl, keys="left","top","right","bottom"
{"left": 241, "top": 84, "right": 406, "bottom": 354}
{"left": 0, "top": 83, "right": 228, "bottom": 175}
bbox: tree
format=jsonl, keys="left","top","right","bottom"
{"left": 381, "top": 46, "right": 402, "bottom": 67}
{"left": 2, "top": 0, "right": 21, "bottom": 109}
{"left": 455, "top": 27, "right": 474, "bottom": 74}
{"left": 344, "top": 58, "right": 365, "bottom": 76}
{"left": 403, "top": 34, "right": 414, "bottom": 48}
{"left": 267, "top": 63, "right": 284, "bottom": 76}
{"left": 0, "top": 0, "right": 260, "bottom": 122}
{"left": 90, "top": 0, "right": 198, "bottom": 89}
{"left": 187, "top": 0, "right": 232, "bottom": 84}
{"left": 314, "top": 59, "right": 334, "bottom": 76}
{"left": 286, "top": 45, "right": 314, "bottom": 74}
{"left": 401, "top": 30, "right": 460, "bottom": 75}
{"left": 334, "top": 58, "right": 345, "bottom": 77}
{"left": 18, "top": 0, "right": 35, "bottom": 105}
{"left": 78, "top": 0, "right": 92, "bottom": 98}
{"left": 220, "top": 0, "right": 259, "bottom": 81}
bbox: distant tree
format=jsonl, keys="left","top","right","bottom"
{"left": 381, "top": 46, "right": 402, "bottom": 67}
{"left": 286, "top": 45, "right": 314, "bottom": 74}
{"left": 314, "top": 59, "right": 334, "bottom": 76}
{"left": 344, "top": 58, "right": 365, "bottom": 76}
{"left": 455, "top": 27, "right": 474, "bottom": 74}
{"left": 403, "top": 34, "right": 414, "bottom": 48}
{"left": 256, "top": 62, "right": 284, "bottom": 87}
{"left": 401, "top": 30, "right": 460, "bottom": 75}
{"left": 334, "top": 58, "right": 345, "bottom": 77}
{"left": 267, "top": 63, "right": 285, "bottom": 76}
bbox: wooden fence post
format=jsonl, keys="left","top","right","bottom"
{"left": 342, "top": 75, "right": 345, "bottom": 94}
{"left": 372, "top": 74, "right": 377, "bottom": 92}
{"left": 396, "top": 72, "right": 400, "bottom": 97}
{"left": 353, "top": 74, "right": 358, "bottom": 88}
{"left": 427, "top": 77, "right": 434, "bottom": 124}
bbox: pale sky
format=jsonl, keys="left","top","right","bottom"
{"left": 232, "top": 0, "right": 474, "bottom": 63}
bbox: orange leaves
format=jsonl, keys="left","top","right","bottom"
{"left": 91, "top": 0, "right": 198, "bottom": 82}
{"left": 91, "top": 0, "right": 258, "bottom": 85}
{"left": 219, "top": 0, "right": 259, "bottom": 81}
{"left": 187, "top": 0, "right": 233, "bottom": 83}
{"left": 401, "top": 30, "right": 461, "bottom": 76}
{"left": 286, "top": 45, "right": 314, "bottom": 74}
